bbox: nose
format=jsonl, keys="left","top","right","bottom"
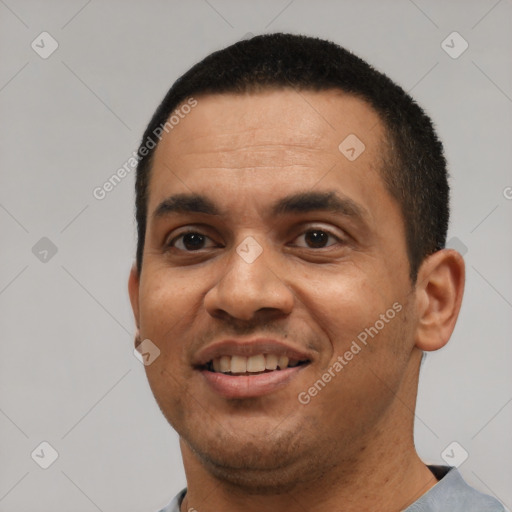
{"left": 204, "top": 239, "right": 294, "bottom": 322}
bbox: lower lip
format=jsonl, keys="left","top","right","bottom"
{"left": 200, "top": 366, "right": 307, "bottom": 399}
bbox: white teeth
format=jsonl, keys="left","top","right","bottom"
{"left": 247, "top": 354, "right": 266, "bottom": 372}
{"left": 231, "top": 355, "right": 247, "bottom": 373}
{"left": 219, "top": 355, "right": 230, "bottom": 373}
{"left": 265, "top": 354, "right": 278, "bottom": 370}
{"left": 209, "top": 354, "right": 304, "bottom": 374}
{"left": 278, "top": 355, "right": 289, "bottom": 369}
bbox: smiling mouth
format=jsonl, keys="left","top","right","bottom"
{"left": 203, "top": 354, "right": 311, "bottom": 375}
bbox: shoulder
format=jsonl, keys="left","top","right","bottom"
{"left": 155, "top": 488, "right": 187, "bottom": 512}
{"left": 406, "top": 466, "right": 506, "bottom": 512}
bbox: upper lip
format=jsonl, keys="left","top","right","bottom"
{"left": 193, "top": 338, "right": 314, "bottom": 367}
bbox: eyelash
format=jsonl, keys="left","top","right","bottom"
{"left": 166, "top": 227, "right": 346, "bottom": 252}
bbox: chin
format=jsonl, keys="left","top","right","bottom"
{"left": 180, "top": 421, "right": 333, "bottom": 494}
{"left": 193, "top": 446, "right": 314, "bottom": 494}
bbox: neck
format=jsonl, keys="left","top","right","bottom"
{"left": 179, "top": 350, "right": 437, "bottom": 512}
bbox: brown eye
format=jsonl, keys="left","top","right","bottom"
{"left": 294, "top": 229, "right": 342, "bottom": 249}
{"left": 304, "top": 230, "right": 330, "bottom": 248}
{"left": 169, "top": 231, "right": 216, "bottom": 251}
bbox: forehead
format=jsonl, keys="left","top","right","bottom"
{"left": 153, "top": 89, "right": 385, "bottom": 170}
{"left": 147, "top": 89, "right": 393, "bottom": 228}
{"left": 144, "top": 89, "right": 407, "bottom": 273}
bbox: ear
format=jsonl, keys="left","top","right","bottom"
{"left": 413, "top": 249, "right": 465, "bottom": 351}
{"left": 128, "top": 264, "right": 141, "bottom": 339}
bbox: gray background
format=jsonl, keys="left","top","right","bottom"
{"left": 1, "top": 0, "right": 511, "bottom": 511}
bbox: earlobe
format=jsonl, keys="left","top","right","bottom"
{"left": 414, "top": 249, "right": 465, "bottom": 352}
{"left": 128, "top": 264, "right": 141, "bottom": 333}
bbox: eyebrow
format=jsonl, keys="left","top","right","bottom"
{"left": 152, "top": 191, "right": 369, "bottom": 224}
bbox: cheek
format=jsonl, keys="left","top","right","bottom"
{"left": 139, "top": 269, "right": 199, "bottom": 336}
{"left": 138, "top": 272, "right": 201, "bottom": 426}
{"left": 296, "top": 268, "right": 410, "bottom": 401}
{"left": 298, "top": 267, "right": 397, "bottom": 353}
{"left": 138, "top": 270, "right": 205, "bottom": 384}
{"left": 300, "top": 268, "right": 410, "bottom": 399}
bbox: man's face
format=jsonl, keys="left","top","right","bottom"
{"left": 130, "top": 89, "right": 419, "bottom": 489}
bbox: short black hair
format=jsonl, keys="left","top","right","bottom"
{"left": 135, "top": 32, "right": 449, "bottom": 282}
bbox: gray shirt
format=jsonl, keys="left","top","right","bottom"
{"left": 157, "top": 465, "right": 505, "bottom": 512}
